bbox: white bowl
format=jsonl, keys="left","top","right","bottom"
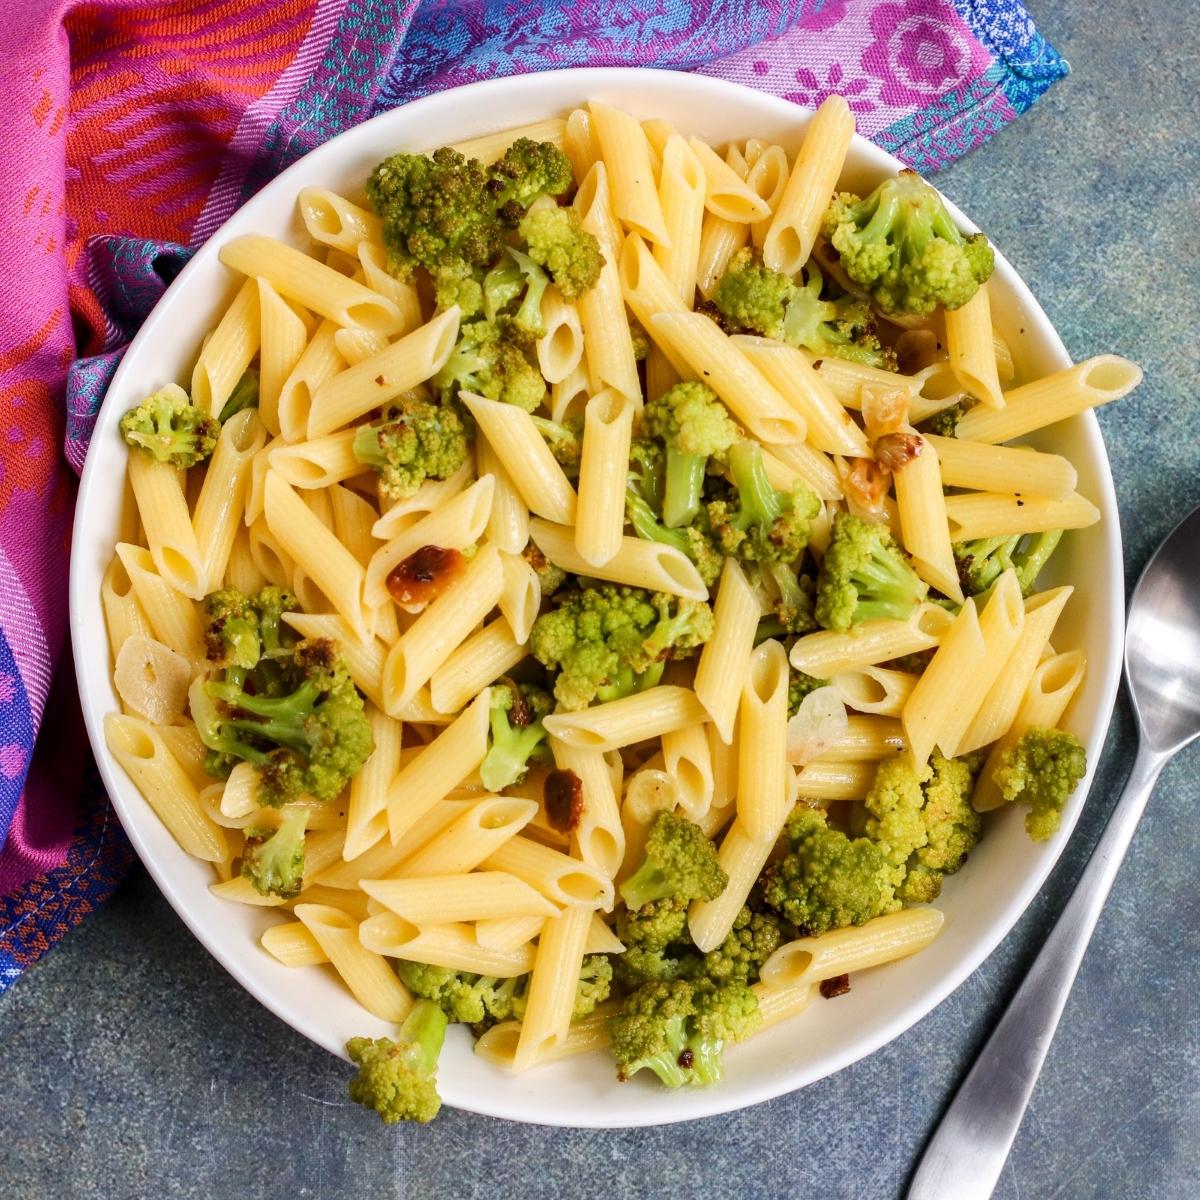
{"left": 70, "top": 67, "right": 1124, "bottom": 1128}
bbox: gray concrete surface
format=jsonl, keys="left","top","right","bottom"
{"left": 2, "top": 3, "right": 1198, "bottom": 1197}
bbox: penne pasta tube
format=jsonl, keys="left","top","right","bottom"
{"left": 737, "top": 640, "right": 791, "bottom": 840}
{"left": 399, "top": 796, "right": 537, "bottom": 877}
{"left": 543, "top": 687, "right": 709, "bottom": 754}
{"left": 277, "top": 320, "right": 344, "bottom": 443}
{"left": 257, "top": 279, "right": 308, "bottom": 435}
{"left": 361, "top": 873, "right": 558, "bottom": 925}
{"left": 536, "top": 287, "right": 584, "bottom": 385}
{"left": 261, "top": 920, "right": 329, "bottom": 967}
{"left": 268, "top": 430, "right": 364, "bottom": 490}
{"left": 943, "top": 492, "right": 1101, "bottom": 542}
{"left": 126, "top": 452, "right": 206, "bottom": 600}
{"left": 763, "top": 441, "right": 843, "bottom": 502}
{"left": 654, "top": 135, "right": 706, "bottom": 307}
{"left": 830, "top": 666, "right": 920, "bottom": 717}
{"left": 689, "top": 819, "right": 777, "bottom": 952}
{"left": 694, "top": 559, "right": 759, "bottom": 743}
{"left": 101, "top": 554, "right": 153, "bottom": 661}
{"left": 661, "top": 722, "right": 714, "bottom": 819}
{"left": 370, "top": 458, "right": 474, "bottom": 539}
{"left": 697, "top": 208, "right": 750, "bottom": 299}
{"left": 530, "top": 517, "right": 707, "bottom": 601}
{"left": 585, "top": 911, "right": 625, "bottom": 955}
{"left": 474, "top": 437, "right": 528, "bottom": 556}
{"left": 760, "top": 908, "right": 945, "bottom": 988}
{"left": 481, "top": 836, "right": 614, "bottom": 910}
{"left": 575, "top": 389, "right": 635, "bottom": 567}
{"left": 589, "top": 101, "right": 670, "bottom": 246}
{"left": 955, "top": 355, "right": 1142, "bottom": 443}
{"left": 550, "top": 738, "right": 625, "bottom": 881}
{"left": 812, "top": 715, "right": 907, "bottom": 763}
{"left": 746, "top": 143, "right": 790, "bottom": 246}
{"left": 462, "top": 393, "right": 577, "bottom": 525}
{"left": 944, "top": 281, "right": 1003, "bottom": 409}
{"left": 114, "top": 544, "right": 204, "bottom": 662}
{"left": 356, "top": 241, "right": 423, "bottom": 335}
{"left": 219, "top": 235, "right": 402, "bottom": 331}
{"left": 429, "top": 617, "right": 527, "bottom": 715}
{"left": 749, "top": 981, "right": 817, "bottom": 1034}
{"left": 343, "top": 704, "right": 401, "bottom": 861}
{"left": 386, "top": 690, "right": 492, "bottom": 843}
{"left": 563, "top": 108, "right": 600, "bottom": 184}
{"left": 297, "top": 187, "right": 382, "bottom": 252}
{"left": 893, "top": 434, "right": 964, "bottom": 604}
{"left": 923, "top": 435, "right": 1077, "bottom": 499}
{"left": 306, "top": 308, "right": 460, "bottom": 437}
{"left": 689, "top": 136, "right": 771, "bottom": 223}
{"left": 357, "top": 912, "right": 535, "bottom": 977}
{"left": 789, "top": 602, "right": 955, "bottom": 678}
{"left": 449, "top": 116, "right": 567, "bottom": 164}
{"left": 762, "top": 95, "right": 853, "bottom": 274}
{"left": 191, "top": 278, "right": 260, "bottom": 418}
{"left": 498, "top": 551, "right": 540, "bottom": 645}
{"left": 476, "top": 916, "right": 547, "bottom": 953}
{"left": 380, "top": 545, "right": 504, "bottom": 713}
{"left": 475, "top": 1002, "right": 618, "bottom": 1070}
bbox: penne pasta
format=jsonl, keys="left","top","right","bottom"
{"left": 543, "top": 687, "right": 709, "bottom": 754}
{"left": 574, "top": 389, "right": 635, "bottom": 567}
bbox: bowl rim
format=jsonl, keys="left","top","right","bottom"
{"left": 69, "top": 66, "right": 1125, "bottom": 1128}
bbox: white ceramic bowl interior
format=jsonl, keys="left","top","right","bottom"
{"left": 70, "top": 68, "right": 1123, "bottom": 1128}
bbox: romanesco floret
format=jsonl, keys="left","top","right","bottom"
{"left": 518, "top": 205, "right": 603, "bottom": 299}
{"left": 487, "top": 138, "right": 574, "bottom": 225}
{"left": 705, "top": 440, "right": 820, "bottom": 564}
{"left": 193, "top": 635, "right": 373, "bottom": 806}
{"left": 689, "top": 904, "right": 793, "bottom": 986}
{"left": 483, "top": 247, "right": 550, "bottom": 335}
{"left": 608, "top": 977, "right": 759, "bottom": 1087}
{"left": 529, "top": 585, "right": 714, "bottom": 710}
{"left": 393, "top": 962, "right": 521, "bottom": 1029}
{"left": 614, "top": 898, "right": 694, "bottom": 988}
{"left": 761, "top": 560, "right": 818, "bottom": 636}
{"left": 531, "top": 414, "right": 583, "bottom": 475}
{"left": 619, "top": 811, "right": 727, "bottom": 911}
{"left": 918, "top": 398, "right": 976, "bottom": 439}
{"left": 862, "top": 754, "right": 930, "bottom": 880}
{"left": 522, "top": 540, "right": 567, "bottom": 596}
{"left": 479, "top": 681, "right": 552, "bottom": 792}
{"left": 624, "top": 486, "right": 724, "bottom": 588}
{"left": 352, "top": 394, "right": 469, "bottom": 502}
{"left": 787, "top": 666, "right": 826, "bottom": 716}
{"left": 346, "top": 1000, "right": 448, "bottom": 1124}
{"left": 511, "top": 955, "right": 613, "bottom": 1024}
{"left": 642, "top": 381, "right": 740, "bottom": 528}
{"left": 815, "top": 511, "right": 929, "bottom": 630}
{"left": 954, "top": 530, "right": 1064, "bottom": 598}
{"left": 241, "top": 806, "right": 308, "bottom": 899}
{"left": 821, "top": 170, "right": 994, "bottom": 316}
{"left": 120, "top": 383, "right": 219, "bottom": 468}
{"left": 760, "top": 807, "right": 899, "bottom": 936}
{"left": 710, "top": 251, "right": 896, "bottom": 370}
{"left": 993, "top": 727, "right": 1087, "bottom": 841}
{"left": 368, "top": 147, "right": 504, "bottom": 284}
{"left": 433, "top": 317, "right": 546, "bottom": 413}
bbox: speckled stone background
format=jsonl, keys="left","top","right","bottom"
{"left": 3, "top": 5, "right": 1198, "bottom": 1198}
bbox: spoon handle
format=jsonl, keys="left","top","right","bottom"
{"left": 907, "top": 742, "right": 1166, "bottom": 1200}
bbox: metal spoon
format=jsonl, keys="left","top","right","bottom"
{"left": 907, "top": 504, "right": 1200, "bottom": 1200}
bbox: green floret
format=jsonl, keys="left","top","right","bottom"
{"left": 352, "top": 394, "right": 469, "bottom": 502}
{"left": 346, "top": 1000, "right": 448, "bottom": 1125}
{"left": 629, "top": 322, "right": 650, "bottom": 361}
{"left": 918, "top": 398, "right": 976, "bottom": 439}
{"left": 705, "top": 440, "right": 820, "bottom": 564}
{"left": 194, "top": 636, "right": 373, "bottom": 806}
{"left": 953, "top": 530, "right": 1065, "bottom": 598}
{"left": 642, "top": 381, "right": 739, "bottom": 528}
{"left": 518, "top": 206, "right": 603, "bottom": 299}
{"left": 202, "top": 588, "right": 266, "bottom": 674}
{"left": 862, "top": 754, "right": 930, "bottom": 878}
{"left": 241, "top": 806, "right": 308, "bottom": 899}
{"left": 760, "top": 807, "right": 899, "bottom": 936}
{"left": 483, "top": 247, "right": 550, "bottom": 335}
{"left": 607, "top": 977, "right": 758, "bottom": 1087}
{"left": 393, "top": 962, "right": 521, "bottom": 1029}
{"left": 120, "top": 383, "right": 219, "bottom": 468}
{"left": 787, "top": 666, "right": 826, "bottom": 716}
{"left": 529, "top": 585, "right": 713, "bottom": 711}
{"left": 761, "top": 561, "right": 817, "bottom": 635}
{"left": 487, "top": 138, "right": 574, "bottom": 225}
{"left": 512, "top": 955, "right": 613, "bottom": 1024}
{"left": 689, "top": 905, "right": 793, "bottom": 986}
{"left": 522, "top": 540, "right": 567, "bottom": 596}
{"left": 480, "top": 681, "right": 552, "bottom": 792}
{"left": 709, "top": 251, "right": 896, "bottom": 371}
{"left": 815, "top": 511, "right": 929, "bottom": 630}
{"left": 614, "top": 898, "right": 694, "bottom": 988}
{"left": 432, "top": 262, "right": 485, "bottom": 318}
{"left": 994, "top": 727, "right": 1087, "bottom": 841}
{"left": 619, "top": 811, "right": 727, "bottom": 911}
{"left": 218, "top": 368, "right": 260, "bottom": 423}
{"left": 821, "top": 170, "right": 995, "bottom": 316}
{"left": 624, "top": 485, "right": 723, "bottom": 588}
{"left": 433, "top": 317, "right": 547, "bottom": 413}
{"left": 368, "top": 146, "right": 503, "bottom": 285}
{"left": 531, "top": 414, "right": 584, "bottom": 475}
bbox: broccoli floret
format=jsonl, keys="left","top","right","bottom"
{"left": 483, "top": 247, "right": 550, "bottom": 335}
{"left": 120, "top": 383, "right": 218, "bottom": 468}
{"left": 531, "top": 414, "right": 584, "bottom": 475}
{"left": 218, "top": 368, "right": 260, "bottom": 423}
{"left": 487, "top": 138, "right": 574, "bottom": 225}
{"left": 194, "top": 637, "right": 373, "bottom": 806}
{"left": 642, "top": 381, "right": 739, "bottom": 529}
{"left": 368, "top": 147, "right": 503, "bottom": 285}
{"left": 352, "top": 394, "right": 468, "bottom": 502}
{"left": 241, "top": 806, "right": 308, "bottom": 899}
{"left": 954, "top": 530, "right": 1065, "bottom": 598}
{"left": 608, "top": 977, "right": 758, "bottom": 1087}
{"left": 529, "top": 585, "right": 713, "bottom": 711}
{"left": 994, "top": 728, "right": 1087, "bottom": 841}
{"left": 710, "top": 251, "right": 896, "bottom": 371}
{"left": 624, "top": 485, "right": 723, "bottom": 588}
{"left": 433, "top": 317, "right": 546, "bottom": 413}
{"left": 760, "top": 807, "right": 899, "bottom": 936}
{"left": 619, "top": 811, "right": 727, "bottom": 911}
{"left": 761, "top": 561, "right": 817, "bottom": 635}
{"left": 480, "top": 681, "right": 552, "bottom": 792}
{"left": 862, "top": 754, "right": 930, "bottom": 880}
{"left": 689, "top": 904, "right": 793, "bottom": 986}
{"left": 815, "top": 511, "right": 929, "bottom": 630}
{"left": 614, "top": 898, "right": 694, "bottom": 988}
{"left": 705, "top": 440, "right": 820, "bottom": 564}
{"left": 518, "top": 205, "right": 603, "bottom": 299}
{"left": 346, "top": 1000, "right": 447, "bottom": 1124}
{"left": 918, "top": 398, "right": 976, "bottom": 439}
{"left": 787, "top": 666, "right": 826, "bottom": 716}
{"left": 821, "top": 170, "right": 995, "bottom": 316}
{"left": 394, "top": 961, "right": 521, "bottom": 1029}
{"left": 522, "top": 540, "right": 567, "bottom": 596}
{"left": 202, "top": 588, "right": 267, "bottom": 675}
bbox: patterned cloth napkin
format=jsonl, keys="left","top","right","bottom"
{"left": 0, "top": 0, "right": 1066, "bottom": 989}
